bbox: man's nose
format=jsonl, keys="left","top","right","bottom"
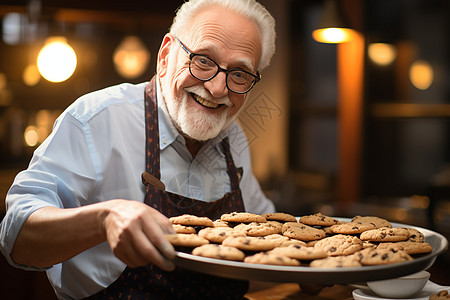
{"left": 203, "top": 72, "right": 228, "bottom": 98}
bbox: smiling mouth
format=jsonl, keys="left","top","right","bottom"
{"left": 192, "top": 93, "right": 223, "bottom": 109}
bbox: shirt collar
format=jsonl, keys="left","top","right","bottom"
{"left": 155, "top": 76, "right": 233, "bottom": 153}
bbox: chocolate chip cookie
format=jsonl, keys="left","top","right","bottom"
{"left": 404, "top": 227, "right": 425, "bottom": 242}
{"left": 222, "top": 235, "right": 286, "bottom": 251}
{"left": 269, "top": 244, "right": 328, "bottom": 260}
{"left": 354, "top": 247, "right": 413, "bottom": 265}
{"left": 352, "top": 215, "right": 392, "bottom": 228}
{"left": 165, "top": 233, "right": 209, "bottom": 247}
{"left": 429, "top": 290, "right": 450, "bottom": 300}
{"left": 198, "top": 226, "right": 245, "bottom": 243}
{"left": 329, "top": 221, "right": 377, "bottom": 235}
{"left": 360, "top": 227, "right": 410, "bottom": 242}
{"left": 170, "top": 214, "right": 214, "bottom": 227}
{"left": 262, "top": 212, "right": 297, "bottom": 223}
{"left": 244, "top": 252, "right": 300, "bottom": 266}
{"left": 234, "top": 221, "right": 282, "bottom": 236}
{"left": 220, "top": 212, "right": 267, "bottom": 223}
{"left": 314, "top": 234, "right": 364, "bottom": 256}
{"left": 172, "top": 224, "right": 197, "bottom": 234}
{"left": 282, "top": 222, "right": 326, "bottom": 241}
{"left": 192, "top": 244, "right": 245, "bottom": 261}
{"left": 299, "top": 212, "right": 340, "bottom": 226}
{"left": 310, "top": 256, "right": 362, "bottom": 268}
{"left": 376, "top": 241, "right": 433, "bottom": 255}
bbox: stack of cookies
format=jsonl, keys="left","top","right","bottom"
{"left": 166, "top": 212, "right": 433, "bottom": 268}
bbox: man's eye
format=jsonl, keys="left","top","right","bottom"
{"left": 233, "top": 72, "right": 243, "bottom": 78}
{"left": 198, "top": 57, "right": 209, "bottom": 65}
{"left": 194, "top": 55, "right": 215, "bottom": 68}
{"left": 230, "top": 71, "right": 248, "bottom": 83}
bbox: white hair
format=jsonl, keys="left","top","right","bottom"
{"left": 169, "top": 0, "right": 276, "bottom": 71}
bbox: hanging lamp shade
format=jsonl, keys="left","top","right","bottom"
{"left": 312, "top": 0, "right": 356, "bottom": 44}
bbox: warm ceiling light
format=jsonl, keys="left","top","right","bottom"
{"left": 37, "top": 37, "right": 77, "bottom": 83}
{"left": 312, "top": 0, "right": 356, "bottom": 44}
{"left": 313, "top": 28, "right": 354, "bottom": 44}
{"left": 409, "top": 60, "right": 434, "bottom": 90}
{"left": 368, "top": 43, "right": 397, "bottom": 66}
{"left": 113, "top": 36, "right": 150, "bottom": 79}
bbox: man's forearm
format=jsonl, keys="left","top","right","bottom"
{"left": 11, "top": 204, "right": 107, "bottom": 268}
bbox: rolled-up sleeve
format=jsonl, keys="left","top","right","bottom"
{"left": 0, "top": 112, "right": 97, "bottom": 270}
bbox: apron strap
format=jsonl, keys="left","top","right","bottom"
{"left": 221, "top": 137, "right": 243, "bottom": 191}
{"left": 144, "top": 77, "right": 161, "bottom": 180}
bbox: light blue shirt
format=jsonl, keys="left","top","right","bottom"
{"left": 0, "top": 79, "right": 275, "bottom": 299}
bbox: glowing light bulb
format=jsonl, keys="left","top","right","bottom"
{"left": 37, "top": 37, "right": 77, "bottom": 83}
{"left": 312, "top": 28, "right": 354, "bottom": 44}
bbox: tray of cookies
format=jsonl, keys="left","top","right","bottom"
{"left": 168, "top": 212, "right": 448, "bottom": 285}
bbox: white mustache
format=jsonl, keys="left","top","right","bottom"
{"left": 184, "top": 85, "right": 232, "bottom": 107}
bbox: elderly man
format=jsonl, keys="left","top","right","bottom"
{"left": 0, "top": 0, "right": 276, "bottom": 299}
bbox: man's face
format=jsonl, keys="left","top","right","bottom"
{"left": 158, "top": 5, "right": 262, "bottom": 141}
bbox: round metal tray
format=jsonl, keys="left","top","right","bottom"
{"left": 174, "top": 219, "right": 449, "bottom": 284}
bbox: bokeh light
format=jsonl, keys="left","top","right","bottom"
{"left": 37, "top": 37, "right": 77, "bottom": 83}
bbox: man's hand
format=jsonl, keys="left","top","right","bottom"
{"left": 102, "top": 200, "right": 176, "bottom": 270}
{"left": 11, "top": 199, "right": 176, "bottom": 271}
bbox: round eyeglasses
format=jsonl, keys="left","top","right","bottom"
{"left": 175, "top": 37, "right": 260, "bottom": 94}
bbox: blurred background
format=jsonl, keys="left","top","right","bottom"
{"left": 0, "top": 0, "right": 449, "bottom": 298}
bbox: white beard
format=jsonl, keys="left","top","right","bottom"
{"left": 161, "top": 80, "right": 237, "bottom": 141}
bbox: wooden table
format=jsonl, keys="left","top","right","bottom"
{"left": 245, "top": 282, "right": 355, "bottom": 300}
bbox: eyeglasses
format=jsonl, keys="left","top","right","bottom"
{"left": 175, "top": 37, "right": 260, "bottom": 94}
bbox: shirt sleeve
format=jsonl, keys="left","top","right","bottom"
{"left": 228, "top": 123, "right": 276, "bottom": 215}
{"left": 0, "top": 112, "right": 98, "bottom": 270}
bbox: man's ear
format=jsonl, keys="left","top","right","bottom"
{"left": 157, "top": 34, "right": 174, "bottom": 77}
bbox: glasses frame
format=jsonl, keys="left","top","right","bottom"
{"left": 175, "top": 37, "right": 260, "bottom": 94}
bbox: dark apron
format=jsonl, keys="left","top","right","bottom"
{"left": 84, "top": 77, "right": 249, "bottom": 299}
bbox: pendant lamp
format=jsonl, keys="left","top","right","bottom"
{"left": 312, "top": 0, "right": 356, "bottom": 44}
